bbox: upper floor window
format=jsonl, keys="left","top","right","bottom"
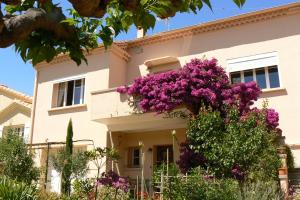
{"left": 228, "top": 52, "right": 280, "bottom": 89}
{"left": 230, "top": 66, "right": 280, "bottom": 89}
{"left": 54, "top": 78, "right": 85, "bottom": 108}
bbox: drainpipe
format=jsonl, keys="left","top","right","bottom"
{"left": 29, "top": 69, "right": 39, "bottom": 148}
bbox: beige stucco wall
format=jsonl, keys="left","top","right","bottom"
{"left": 32, "top": 6, "right": 300, "bottom": 180}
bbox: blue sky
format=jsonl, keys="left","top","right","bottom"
{"left": 0, "top": 0, "right": 299, "bottom": 95}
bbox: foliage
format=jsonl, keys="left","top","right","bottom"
{"left": 61, "top": 119, "right": 73, "bottom": 195}
{"left": 92, "top": 170, "right": 130, "bottom": 200}
{"left": 97, "top": 171, "right": 130, "bottom": 193}
{"left": 118, "top": 58, "right": 260, "bottom": 116}
{"left": 0, "top": 176, "right": 38, "bottom": 200}
{"left": 239, "top": 180, "right": 284, "bottom": 200}
{"left": 183, "top": 107, "right": 281, "bottom": 181}
{"left": 155, "top": 168, "right": 284, "bottom": 200}
{"left": 0, "top": 1, "right": 246, "bottom": 65}
{"left": 72, "top": 178, "right": 95, "bottom": 199}
{"left": 84, "top": 147, "right": 120, "bottom": 179}
{"left": 51, "top": 149, "right": 89, "bottom": 180}
{"left": 37, "top": 189, "right": 61, "bottom": 200}
{"left": 285, "top": 145, "right": 295, "bottom": 170}
{"left": 0, "top": 131, "right": 39, "bottom": 184}
{"left": 96, "top": 185, "right": 130, "bottom": 200}
{"left": 176, "top": 142, "right": 206, "bottom": 174}
{"left": 160, "top": 168, "right": 240, "bottom": 200}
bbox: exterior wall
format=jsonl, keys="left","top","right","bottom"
{"left": 0, "top": 90, "right": 32, "bottom": 140}
{"left": 32, "top": 4, "right": 300, "bottom": 184}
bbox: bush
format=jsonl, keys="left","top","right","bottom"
{"left": 183, "top": 107, "right": 281, "bottom": 181}
{"left": 0, "top": 132, "right": 39, "bottom": 184}
{"left": 156, "top": 168, "right": 284, "bottom": 200}
{"left": 239, "top": 181, "right": 284, "bottom": 200}
{"left": 0, "top": 176, "right": 38, "bottom": 200}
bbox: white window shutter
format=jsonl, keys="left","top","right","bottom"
{"left": 0, "top": 125, "right": 3, "bottom": 138}
{"left": 23, "top": 122, "right": 30, "bottom": 143}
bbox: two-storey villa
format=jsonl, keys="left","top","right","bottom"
{"left": 30, "top": 2, "right": 300, "bottom": 192}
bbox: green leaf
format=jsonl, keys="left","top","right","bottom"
{"left": 61, "top": 18, "right": 78, "bottom": 26}
{"left": 202, "top": 0, "right": 212, "bottom": 10}
{"left": 233, "top": 0, "right": 246, "bottom": 7}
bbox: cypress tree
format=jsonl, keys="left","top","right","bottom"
{"left": 61, "top": 119, "right": 73, "bottom": 195}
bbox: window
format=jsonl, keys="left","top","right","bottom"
{"left": 55, "top": 78, "right": 85, "bottom": 107}
{"left": 3, "top": 125, "right": 25, "bottom": 137}
{"left": 227, "top": 52, "right": 281, "bottom": 90}
{"left": 229, "top": 66, "right": 280, "bottom": 89}
{"left": 128, "top": 147, "right": 140, "bottom": 168}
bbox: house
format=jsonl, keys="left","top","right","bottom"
{"left": 0, "top": 84, "right": 32, "bottom": 142}
{"left": 31, "top": 2, "right": 300, "bottom": 192}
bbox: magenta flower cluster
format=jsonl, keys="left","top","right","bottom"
{"left": 266, "top": 109, "right": 279, "bottom": 129}
{"left": 117, "top": 58, "right": 261, "bottom": 115}
{"left": 97, "top": 171, "right": 129, "bottom": 192}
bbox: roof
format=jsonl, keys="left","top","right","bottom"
{"left": 0, "top": 85, "right": 32, "bottom": 104}
{"left": 36, "top": 2, "right": 300, "bottom": 67}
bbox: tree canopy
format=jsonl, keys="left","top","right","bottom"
{"left": 0, "top": 0, "right": 246, "bottom": 65}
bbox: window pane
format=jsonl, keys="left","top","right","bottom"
{"left": 244, "top": 70, "right": 254, "bottom": 83}
{"left": 268, "top": 67, "right": 280, "bottom": 88}
{"left": 230, "top": 72, "right": 241, "bottom": 84}
{"left": 255, "top": 68, "right": 267, "bottom": 89}
{"left": 133, "top": 149, "right": 140, "bottom": 166}
{"left": 74, "top": 79, "right": 82, "bottom": 105}
{"left": 57, "top": 83, "right": 66, "bottom": 107}
{"left": 66, "top": 81, "right": 74, "bottom": 106}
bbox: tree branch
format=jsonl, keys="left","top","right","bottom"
{"left": 67, "top": 0, "right": 106, "bottom": 18}
{"left": 0, "top": 8, "right": 77, "bottom": 48}
{"left": 0, "top": 0, "right": 21, "bottom": 5}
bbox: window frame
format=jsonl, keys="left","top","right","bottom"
{"left": 54, "top": 78, "right": 85, "bottom": 108}
{"left": 128, "top": 147, "right": 141, "bottom": 168}
{"left": 229, "top": 65, "right": 281, "bottom": 90}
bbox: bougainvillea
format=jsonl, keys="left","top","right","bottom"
{"left": 118, "top": 58, "right": 261, "bottom": 116}
{"left": 97, "top": 171, "right": 129, "bottom": 192}
{"left": 118, "top": 58, "right": 282, "bottom": 181}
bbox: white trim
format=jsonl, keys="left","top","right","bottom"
{"left": 23, "top": 122, "right": 30, "bottom": 143}
{"left": 80, "top": 79, "right": 85, "bottom": 104}
{"left": 265, "top": 67, "right": 271, "bottom": 89}
{"left": 52, "top": 74, "right": 86, "bottom": 84}
{"left": 0, "top": 125, "right": 3, "bottom": 138}
{"left": 227, "top": 52, "right": 279, "bottom": 72}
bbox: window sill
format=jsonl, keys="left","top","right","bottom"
{"left": 48, "top": 104, "right": 87, "bottom": 113}
{"left": 261, "top": 87, "right": 286, "bottom": 93}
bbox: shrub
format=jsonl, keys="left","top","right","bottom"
{"left": 155, "top": 168, "right": 284, "bottom": 200}
{"left": 0, "top": 131, "right": 39, "bottom": 184}
{"left": 238, "top": 181, "right": 284, "bottom": 200}
{"left": 0, "top": 176, "right": 38, "bottom": 200}
{"left": 96, "top": 171, "right": 130, "bottom": 200}
{"left": 179, "top": 107, "right": 281, "bottom": 181}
